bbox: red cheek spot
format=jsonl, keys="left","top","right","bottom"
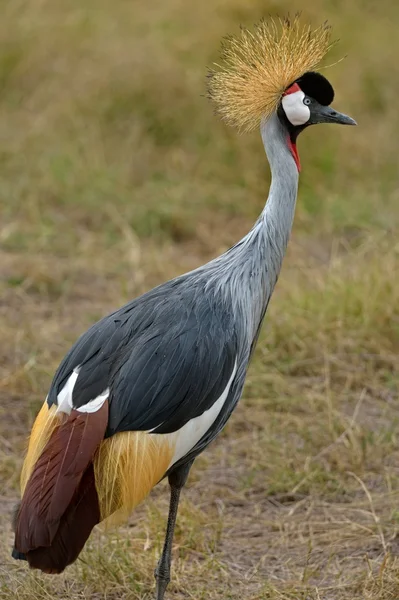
{"left": 287, "top": 136, "right": 301, "bottom": 172}
{"left": 283, "top": 82, "right": 301, "bottom": 96}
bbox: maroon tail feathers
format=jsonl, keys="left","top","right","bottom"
{"left": 13, "top": 401, "right": 108, "bottom": 574}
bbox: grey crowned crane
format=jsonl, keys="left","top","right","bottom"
{"left": 12, "top": 16, "right": 356, "bottom": 599}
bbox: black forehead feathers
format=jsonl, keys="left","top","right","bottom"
{"left": 295, "top": 71, "right": 334, "bottom": 106}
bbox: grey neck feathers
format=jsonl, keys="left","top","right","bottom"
{"left": 202, "top": 112, "right": 299, "bottom": 342}
{"left": 257, "top": 112, "right": 299, "bottom": 277}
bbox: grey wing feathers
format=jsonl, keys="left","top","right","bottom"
{"left": 47, "top": 277, "right": 239, "bottom": 439}
{"left": 108, "top": 308, "right": 237, "bottom": 435}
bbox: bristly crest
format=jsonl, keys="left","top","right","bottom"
{"left": 207, "top": 15, "right": 334, "bottom": 132}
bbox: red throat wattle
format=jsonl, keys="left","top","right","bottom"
{"left": 287, "top": 137, "right": 301, "bottom": 172}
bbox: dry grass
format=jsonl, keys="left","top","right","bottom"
{"left": 1, "top": 0, "right": 399, "bottom": 598}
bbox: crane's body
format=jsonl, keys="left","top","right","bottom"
{"left": 12, "top": 17, "right": 355, "bottom": 599}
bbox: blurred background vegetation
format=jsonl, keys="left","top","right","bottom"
{"left": 1, "top": 0, "right": 399, "bottom": 599}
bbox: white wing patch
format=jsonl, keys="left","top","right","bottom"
{"left": 77, "top": 388, "right": 109, "bottom": 413}
{"left": 56, "top": 367, "right": 108, "bottom": 415}
{"left": 56, "top": 369, "right": 79, "bottom": 415}
{"left": 165, "top": 360, "right": 238, "bottom": 469}
{"left": 282, "top": 90, "right": 310, "bottom": 126}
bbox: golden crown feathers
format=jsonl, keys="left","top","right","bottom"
{"left": 207, "top": 16, "right": 334, "bottom": 132}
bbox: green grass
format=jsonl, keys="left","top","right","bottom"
{"left": 1, "top": 0, "right": 399, "bottom": 598}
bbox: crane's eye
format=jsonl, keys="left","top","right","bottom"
{"left": 303, "top": 97, "right": 312, "bottom": 106}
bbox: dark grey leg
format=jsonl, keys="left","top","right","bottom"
{"left": 155, "top": 460, "right": 194, "bottom": 600}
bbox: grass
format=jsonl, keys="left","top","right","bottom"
{"left": 1, "top": 0, "right": 399, "bottom": 598}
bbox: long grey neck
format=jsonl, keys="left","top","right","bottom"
{"left": 201, "top": 112, "right": 299, "bottom": 342}
{"left": 255, "top": 112, "right": 299, "bottom": 277}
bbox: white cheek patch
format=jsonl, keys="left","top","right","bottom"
{"left": 282, "top": 90, "right": 310, "bottom": 126}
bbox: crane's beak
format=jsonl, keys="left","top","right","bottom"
{"left": 310, "top": 104, "right": 357, "bottom": 126}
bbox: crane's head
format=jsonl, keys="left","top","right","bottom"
{"left": 207, "top": 16, "right": 356, "bottom": 170}
{"left": 278, "top": 71, "right": 356, "bottom": 170}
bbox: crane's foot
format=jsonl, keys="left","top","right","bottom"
{"left": 154, "top": 565, "right": 170, "bottom": 600}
